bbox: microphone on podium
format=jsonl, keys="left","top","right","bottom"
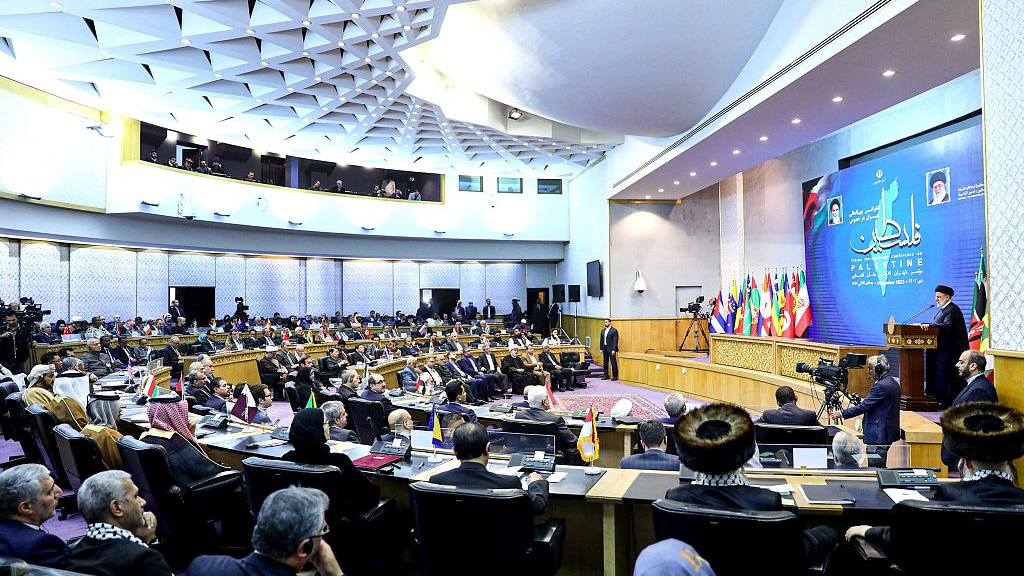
{"left": 903, "top": 304, "right": 936, "bottom": 323}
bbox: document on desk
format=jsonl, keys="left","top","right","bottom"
{"left": 488, "top": 464, "right": 522, "bottom": 477}
{"left": 883, "top": 488, "right": 929, "bottom": 504}
{"left": 763, "top": 483, "right": 794, "bottom": 495}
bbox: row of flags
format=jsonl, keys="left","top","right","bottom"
{"left": 709, "top": 270, "right": 813, "bottom": 338}
{"left": 968, "top": 254, "right": 989, "bottom": 353}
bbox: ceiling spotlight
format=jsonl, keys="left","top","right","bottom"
{"left": 361, "top": 226, "right": 375, "bottom": 231}
{"left": 371, "top": 33, "right": 379, "bottom": 38}
{"left": 673, "top": 180, "right": 680, "bottom": 185}
{"left": 474, "top": 131, "right": 481, "bottom": 135}
{"left": 645, "top": 195, "right": 651, "bottom": 199}
{"left": 882, "top": 69, "right": 895, "bottom": 77}
{"left": 261, "top": 61, "right": 269, "bottom": 66}
{"left": 364, "top": 58, "right": 371, "bottom": 63}
{"left": 302, "top": 51, "right": 309, "bottom": 56}
{"left": 791, "top": 118, "right": 801, "bottom": 124}
{"left": 337, "top": 41, "right": 345, "bottom": 47}
{"left": 385, "top": 71, "right": 393, "bottom": 75}
{"left": 340, "top": 97, "right": 347, "bottom": 102}
{"left": 287, "top": 87, "right": 294, "bottom": 91}
{"left": 256, "top": 99, "right": 263, "bottom": 103}
{"left": 302, "top": 20, "right": 311, "bottom": 26}
{"left": 403, "top": 25, "right": 411, "bottom": 31}
{"left": 759, "top": 135, "right": 768, "bottom": 141}
{"left": 950, "top": 34, "right": 966, "bottom": 42}
{"left": 18, "top": 192, "right": 42, "bottom": 201}
{"left": 689, "top": 172, "right": 697, "bottom": 177}
{"left": 732, "top": 149, "right": 741, "bottom": 155}
{"left": 710, "top": 161, "right": 718, "bottom": 166}
{"left": 657, "top": 188, "right": 664, "bottom": 193}
{"left": 356, "top": 88, "right": 363, "bottom": 92}
{"left": 321, "top": 107, "right": 328, "bottom": 111}
{"left": 371, "top": 79, "right": 378, "bottom": 84}
{"left": 214, "top": 73, "right": 223, "bottom": 78}
{"left": 246, "top": 28, "right": 255, "bottom": 34}
{"left": 214, "top": 211, "right": 231, "bottom": 217}
{"left": 140, "top": 200, "right": 159, "bottom": 207}
{"left": 832, "top": 95, "right": 843, "bottom": 103}
{"left": 181, "top": 38, "right": 191, "bottom": 44}
{"left": 397, "top": 5, "right": 406, "bottom": 11}
{"left": 434, "top": 229, "right": 446, "bottom": 234}
{"left": 508, "top": 108, "right": 524, "bottom": 120}
{"left": 288, "top": 220, "right": 303, "bottom": 226}
{"left": 351, "top": 13, "right": 360, "bottom": 18}
{"left": 314, "top": 76, "right": 322, "bottom": 82}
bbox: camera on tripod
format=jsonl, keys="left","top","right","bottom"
{"left": 680, "top": 295, "right": 707, "bottom": 317}
{"left": 795, "top": 353, "right": 866, "bottom": 388}
{"left": 1, "top": 297, "right": 50, "bottom": 325}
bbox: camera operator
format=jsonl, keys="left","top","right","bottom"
{"left": 834, "top": 355, "right": 900, "bottom": 458}
{"left": 234, "top": 297, "right": 249, "bottom": 323}
{"left": 0, "top": 309, "right": 30, "bottom": 374}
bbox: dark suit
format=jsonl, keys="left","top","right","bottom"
{"left": 186, "top": 383, "right": 212, "bottom": 406}
{"left": 666, "top": 484, "right": 782, "bottom": 511}
{"left": 941, "top": 374, "right": 998, "bottom": 467}
{"left": 599, "top": 325, "right": 619, "bottom": 379}
{"left": 169, "top": 305, "right": 186, "bottom": 320}
{"left": 475, "top": 352, "right": 509, "bottom": 393}
{"left": 444, "top": 361, "right": 490, "bottom": 400}
{"left": 464, "top": 305, "right": 478, "bottom": 321}
{"left": 438, "top": 401, "right": 479, "bottom": 423}
{"left": 162, "top": 344, "right": 184, "bottom": 377}
{"left": 925, "top": 301, "right": 969, "bottom": 406}
{"left": 620, "top": 448, "right": 679, "bottom": 471}
{"left": 457, "top": 355, "right": 504, "bottom": 394}
{"left": 757, "top": 402, "right": 820, "bottom": 427}
{"left": 400, "top": 344, "right": 421, "bottom": 356}
{"left": 516, "top": 407, "right": 577, "bottom": 447}
{"left": 482, "top": 305, "right": 496, "bottom": 320}
{"left": 206, "top": 395, "right": 228, "bottom": 413}
{"left": 330, "top": 426, "right": 357, "bottom": 442}
{"left": 539, "top": 351, "right": 573, "bottom": 391}
{"left": 0, "top": 519, "right": 71, "bottom": 567}
{"left": 501, "top": 354, "right": 539, "bottom": 394}
{"left": 34, "top": 331, "right": 60, "bottom": 345}
{"left": 431, "top": 461, "right": 549, "bottom": 514}
{"left": 841, "top": 374, "right": 902, "bottom": 446}
{"left": 67, "top": 535, "right": 171, "bottom": 576}
{"left": 188, "top": 551, "right": 298, "bottom": 576}
{"left": 348, "top": 351, "right": 371, "bottom": 365}
{"left": 381, "top": 432, "right": 411, "bottom": 444}
{"left": 81, "top": 350, "right": 114, "bottom": 377}
{"left": 360, "top": 389, "right": 397, "bottom": 416}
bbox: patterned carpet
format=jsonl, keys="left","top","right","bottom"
{"left": 554, "top": 393, "right": 667, "bottom": 421}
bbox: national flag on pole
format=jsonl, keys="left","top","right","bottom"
{"left": 969, "top": 254, "right": 989, "bottom": 352}
{"left": 771, "top": 273, "right": 783, "bottom": 336}
{"left": 63, "top": 324, "right": 72, "bottom": 335}
{"left": 725, "top": 289, "right": 737, "bottom": 332}
{"left": 364, "top": 327, "right": 372, "bottom": 339}
{"left": 795, "top": 269, "right": 813, "bottom": 338}
{"left": 418, "top": 323, "right": 429, "bottom": 336}
{"left": 733, "top": 280, "right": 745, "bottom": 334}
{"left": 577, "top": 406, "right": 600, "bottom": 463}
{"left": 141, "top": 372, "right": 158, "bottom": 398}
{"left": 428, "top": 405, "right": 444, "bottom": 448}
{"left": 231, "top": 383, "right": 258, "bottom": 423}
{"left": 781, "top": 273, "right": 795, "bottom": 338}
{"left": 544, "top": 378, "right": 563, "bottom": 409}
{"left": 709, "top": 291, "right": 727, "bottom": 334}
{"left": 281, "top": 328, "right": 291, "bottom": 343}
{"left": 761, "top": 273, "right": 774, "bottom": 336}
{"left": 744, "top": 276, "right": 757, "bottom": 336}
{"left": 304, "top": 389, "right": 317, "bottom": 408}
{"left": 265, "top": 318, "right": 272, "bottom": 330}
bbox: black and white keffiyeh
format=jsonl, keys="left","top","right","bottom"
{"left": 85, "top": 522, "right": 147, "bottom": 548}
{"left": 693, "top": 472, "right": 747, "bottom": 486}
{"left": 967, "top": 469, "right": 1013, "bottom": 483}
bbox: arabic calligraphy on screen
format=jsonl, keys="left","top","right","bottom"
{"left": 801, "top": 124, "right": 985, "bottom": 346}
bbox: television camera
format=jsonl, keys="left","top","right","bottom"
{"left": 795, "top": 353, "right": 866, "bottom": 422}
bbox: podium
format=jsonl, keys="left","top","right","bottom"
{"left": 884, "top": 322, "right": 939, "bottom": 411}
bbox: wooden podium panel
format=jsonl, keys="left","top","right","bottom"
{"left": 884, "top": 323, "right": 939, "bottom": 411}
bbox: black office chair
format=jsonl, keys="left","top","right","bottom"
{"left": 0, "top": 383, "right": 29, "bottom": 469}
{"left": 502, "top": 419, "right": 567, "bottom": 463}
{"left": 25, "top": 406, "right": 78, "bottom": 518}
{"left": 116, "top": 435, "right": 243, "bottom": 568}
{"left": 410, "top": 482, "right": 566, "bottom": 576}
{"left": 283, "top": 386, "right": 302, "bottom": 413}
{"left": 5, "top": 393, "right": 43, "bottom": 466}
{"left": 347, "top": 398, "right": 388, "bottom": 445}
{"left": 754, "top": 423, "right": 828, "bottom": 466}
{"left": 558, "top": 351, "right": 590, "bottom": 388}
{"left": 242, "top": 457, "right": 397, "bottom": 576}
{"left": 53, "top": 424, "right": 105, "bottom": 492}
{"left": 652, "top": 499, "right": 826, "bottom": 575}
{"left": 851, "top": 500, "right": 1024, "bottom": 574}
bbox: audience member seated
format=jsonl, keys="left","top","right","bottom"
{"left": 442, "top": 352, "right": 490, "bottom": 402}
{"left": 276, "top": 343, "right": 300, "bottom": 372}
{"left": 34, "top": 322, "right": 60, "bottom": 345}
{"left": 0, "top": 464, "right": 71, "bottom": 567}
{"left": 187, "top": 487, "right": 341, "bottom": 576}
{"left": 620, "top": 420, "right": 679, "bottom": 471}
{"left": 84, "top": 317, "right": 112, "bottom": 339}
{"left": 56, "top": 357, "right": 92, "bottom": 406}
{"left": 438, "top": 381, "right": 480, "bottom": 424}
{"left": 360, "top": 373, "right": 396, "bottom": 416}
{"left": 668, "top": 403, "right": 838, "bottom": 563}
{"left": 108, "top": 337, "right": 134, "bottom": 366}
{"left": 382, "top": 409, "right": 414, "bottom": 444}
{"left": 832, "top": 431, "right": 865, "bottom": 470}
{"left": 321, "top": 401, "right": 356, "bottom": 442}
{"left": 457, "top": 348, "right": 506, "bottom": 396}
{"left": 539, "top": 344, "right": 574, "bottom": 392}
{"left": 431, "top": 422, "right": 550, "bottom": 515}
{"left": 235, "top": 383, "right": 273, "bottom": 425}
{"left": 83, "top": 392, "right": 125, "bottom": 470}
{"left": 330, "top": 179, "right": 346, "bottom": 193}
{"left": 194, "top": 332, "right": 217, "bottom": 354}
{"left": 65, "top": 470, "right": 167, "bottom": 576}
{"left": 282, "top": 408, "right": 380, "bottom": 517}
{"left": 206, "top": 377, "right": 232, "bottom": 412}
{"left": 633, "top": 538, "right": 715, "bottom": 576}
{"left": 502, "top": 346, "right": 540, "bottom": 394}
{"left": 133, "top": 338, "right": 153, "bottom": 363}
{"left": 140, "top": 395, "right": 235, "bottom": 489}
{"left": 23, "top": 364, "right": 57, "bottom": 407}
{"left": 516, "top": 387, "right": 578, "bottom": 447}
{"left": 399, "top": 357, "right": 420, "bottom": 391}
{"left": 81, "top": 338, "right": 115, "bottom": 378}
{"left": 661, "top": 393, "right": 687, "bottom": 425}
{"left": 845, "top": 402, "right": 1024, "bottom": 550}
{"left": 185, "top": 363, "right": 213, "bottom": 406}
{"left": 320, "top": 347, "right": 348, "bottom": 380}
{"left": 755, "top": 386, "right": 819, "bottom": 426}
{"left": 162, "top": 336, "right": 184, "bottom": 379}
{"left": 144, "top": 149, "right": 159, "bottom": 163}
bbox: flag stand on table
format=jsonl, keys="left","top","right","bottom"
{"left": 578, "top": 406, "right": 602, "bottom": 475}
{"left": 427, "top": 404, "right": 444, "bottom": 462}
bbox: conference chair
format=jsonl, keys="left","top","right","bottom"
{"left": 242, "top": 457, "right": 397, "bottom": 576}
{"left": 652, "top": 499, "right": 828, "bottom": 575}
{"left": 116, "top": 435, "right": 243, "bottom": 568}
{"left": 0, "top": 382, "right": 29, "bottom": 469}
{"left": 502, "top": 419, "right": 567, "bottom": 464}
{"left": 25, "top": 406, "right": 78, "bottom": 518}
{"left": 52, "top": 424, "right": 104, "bottom": 492}
{"left": 850, "top": 500, "right": 1024, "bottom": 574}
{"left": 754, "top": 423, "right": 828, "bottom": 466}
{"left": 558, "top": 351, "right": 590, "bottom": 388}
{"left": 283, "top": 386, "right": 302, "bottom": 413}
{"left": 346, "top": 398, "right": 388, "bottom": 444}
{"left": 409, "top": 482, "right": 566, "bottom": 576}
{"left": 4, "top": 393, "right": 44, "bottom": 467}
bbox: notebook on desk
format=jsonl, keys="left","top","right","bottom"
{"left": 799, "top": 484, "right": 856, "bottom": 505}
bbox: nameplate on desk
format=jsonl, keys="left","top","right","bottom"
{"left": 877, "top": 468, "right": 939, "bottom": 488}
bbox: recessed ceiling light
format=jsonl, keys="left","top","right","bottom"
{"left": 475, "top": 131, "right": 481, "bottom": 134}
{"left": 256, "top": 99, "right": 263, "bottom": 103}
{"left": 950, "top": 34, "right": 966, "bottom": 42}
{"left": 337, "top": 41, "right": 345, "bottom": 47}
{"left": 356, "top": 88, "right": 362, "bottom": 92}
{"left": 882, "top": 69, "right": 895, "bottom": 77}
{"left": 732, "top": 149, "right": 741, "bottom": 155}
{"left": 387, "top": 97, "right": 394, "bottom": 100}
{"left": 689, "top": 172, "right": 697, "bottom": 177}
{"left": 101, "top": 50, "right": 111, "bottom": 57}
{"left": 302, "top": 20, "right": 311, "bottom": 26}
{"left": 371, "top": 33, "right": 379, "bottom": 38}
{"left": 261, "top": 61, "right": 269, "bottom": 66}
{"left": 361, "top": 123, "right": 367, "bottom": 126}
{"left": 710, "top": 161, "right": 718, "bottom": 166}
{"left": 645, "top": 195, "right": 652, "bottom": 199}
{"left": 351, "top": 12, "right": 360, "bottom": 18}
{"left": 657, "top": 188, "right": 664, "bottom": 193}
{"left": 397, "top": 5, "right": 406, "bottom": 11}
{"left": 314, "top": 76, "right": 321, "bottom": 82}
{"left": 322, "top": 107, "right": 328, "bottom": 111}
{"left": 340, "top": 97, "right": 347, "bottom": 102}
{"left": 403, "top": 25, "right": 411, "bottom": 30}
{"left": 364, "top": 58, "right": 371, "bottom": 63}
{"left": 759, "top": 135, "right": 768, "bottom": 141}
{"left": 832, "top": 95, "right": 843, "bottom": 103}
{"left": 673, "top": 180, "right": 680, "bottom": 185}
{"left": 181, "top": 38, "right": 191, "bottom": 44}
{"left": 246, "top": 28, "right": 255, "bottom": 34}
{"left": 287, "top": 87, "right": 294, "bottom": 91}
{"left": 371, "top": 113, "right": 377, "bottom": 117}
{"left": 415, "top": 104, "right": 422, "bottom": 108}
{"left": 371, "top": 79, "right": 378, "bottom": 84}
{"left": 214, "top": 73, "right": 223, "bottom": 78}
{"left": 385, "top": 71, "right": 393, "bottom": 75}
{"left": 302, "top": 51, "right": 309, "bottom": 56}
{"left": 791, "top": 117, "right": 801, "bottom": 124}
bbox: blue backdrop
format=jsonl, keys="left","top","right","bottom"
{"left": 802, "top": 124, "right": 985, "bottom": 346}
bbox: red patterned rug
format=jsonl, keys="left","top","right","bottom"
{"left": 554, "top": 394, "right": 667, "bottom": 420}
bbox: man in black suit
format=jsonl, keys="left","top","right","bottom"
{"left": 464, "top": 301, "right": 478, "bottom": 323}
{"left": 539, "top": 344, "right": 573, "bottom": 392}
{"left": 330, "top": 179, "right": 346, "bottom": 193}
{"left": 599, "top": 318, "right": 619, "bottom": 380}
{"left": 0, "top": 464, "right": 71, "bottom": 567}
{"left": 348, "top": 344, "right": 371, "bottom": 365}
{"left": 360, "top": 374, "right": 396, "bottom": 416}
{"left": 941, "top": 350, "right": 998, "bottom": 467}
{"left": 501, "top": 347, "right": 539, "bottom": 394}
{"left": 320, "top": 347, "right": 348, "bottom": 380}
{"left": 431, "top": 423, "right": 549, "bottom": 514}
{"left": 206, "top": 377, "right": 232, "bottom": 413}
{"left": 920, "top": 284, "right": 969, "bottom": 407}
{"left": 515, "top": 386, "right": 577, "bottom": 448}
{"left": 162, "top": 336, "right": 184, "bottom": 379}
{"left": 481, "top": 298, "right": 496, "bottom": 320}
{"left": 839, "top": 355, "right": 901, "bottom": 447}
{"left": 168, "top": 299, "right": 186, "bottom": 322}
{"left": 756, "top": 386, "right": 820, "bottom": 426}
{"left": 382, "top": 409, "right": 414, "bottom": 444}
{"left": 65, "top": 470, "right": 168, "bottom": 576}
{"left": 847, "top": 401, "right": 1024, "bottom": 550}
{"left": 256, "top": 328, "right": 277, "bottom": 349}
{"left": 476, "top": 343, "right": 509, "bottom": 393}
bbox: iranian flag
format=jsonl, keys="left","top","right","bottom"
{"left": 794, "top": 269, "right": 813, "bottom": 338}
{"left": 576, "top": 406, "right": 600, "bottom": 463}
{"left": 781, "top": 273, "right": 796, "bottom": 338}
{"left": 968, "top": 254, "right": 989, "bottom": 352}
{"left": 761, "top": 273, "right": 774, "bottom": 336}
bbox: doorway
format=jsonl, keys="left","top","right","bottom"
{"left": 526, "top": 287, "right": 550, "bottom": 333}
{"left": 169, "top": 286, "right": 216, "bottom": 327}
{"left": 420, "top": 289, "right": 460, "bottom": 320}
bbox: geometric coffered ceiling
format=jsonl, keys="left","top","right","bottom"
{"left": 0, "top": 0, "right": 609, "bottom": 176}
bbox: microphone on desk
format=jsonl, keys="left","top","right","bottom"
{"left": 903, "top": 304, "right": 935, "bottom": 324}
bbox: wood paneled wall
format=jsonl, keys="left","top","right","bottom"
{"left": 562, "top": 315, "right": 708, "bottom": 363}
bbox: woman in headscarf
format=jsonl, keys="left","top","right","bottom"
{"left": 140, "top": 395, "right": 230, "bottom": 487}
{"left": 83, "top": 392, "right": 124, "bottom": 469}
{"left": 294, "top": 366, "right": 340, "bottom": 407}
{"left": 282, "top": 408, "right": 379, "bottom": 516}
{"left": 194, "top": 331, "right": 217, "bottom": 354}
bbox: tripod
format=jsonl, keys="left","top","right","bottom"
{"left": 678, "top": 312, "right": 710, "bottom": 353}
{"left": 814, "top": 380, "right": 862, "bottom": 424}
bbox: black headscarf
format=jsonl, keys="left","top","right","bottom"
{"left": 295, "top": 366, "right": 315, "bottom": 386}
{"left": 288, "top": 408, "right": 328, "bottom": 455}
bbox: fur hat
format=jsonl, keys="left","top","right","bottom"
{"left": 940, "top": 402, "right": 1024, "bottom": 462}
{"left": 674, "top": 403, "right": 755, "bottom": 474}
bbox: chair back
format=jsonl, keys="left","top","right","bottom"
{"left": 410, "top": 482, "right": 535, "bottom": 576}
{"left": 116, "top": 435, "right": 178, "bottom": 535}
{"left": 754, "top": 423, "right": 828, "bottom": 454}
{"left": 241, "top": 457, "right": 344, "bottom": 519}
{"left": 559, "top": 351, "right": 581, "bottom": 367}
{"left": 5, "top": 393, "right": 42, "bottom": 463}
{"left": 53, "top": 424, "right": 105, "bottom": 491}
{"left": 502, "top": 419, "right": 561, "bottom": 455}
{"left": 652, "top": 499, "right": 806, "bottom": 575}
{"left": 284, "top": 386, "right": 302, "bottom": 412}
{"left": 889, "top": 499, "right": 1024, "bottom": 573}
{"left": 0, "top": 382, "right": 20, "bottom": 440}
{"left": 26, "top": 405, "right": 71, "bottom": 489}
{"left": 347, "top": 398, "right": 387, "bottom": 445}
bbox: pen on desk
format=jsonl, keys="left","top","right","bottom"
{"left": 418, "top": 461, "right": 425, "bottom": 469}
